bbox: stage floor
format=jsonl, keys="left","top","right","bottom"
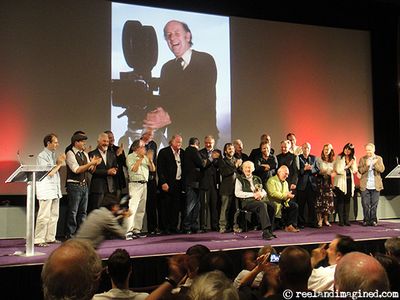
{"left": 1, "top": 219, "right": 399, "bottom": 268}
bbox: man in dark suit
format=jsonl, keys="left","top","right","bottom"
{"left": 88, "top": 133, "right": 119, "bottom": 213}
{"left": 105, "top": 130, "right": 127, "bottom": 198}
{"left": 199, "top": 135, "right": 221, "bottom": 232}
{"left": 157, "top": 134, "right": 185, "bottom": 234}
{"left": 182, "top": 137, "right": 207, "bottom": 234}
{"left": 297, "top": 142, "right": 319, "bottom": 228}
{"left": 143, "top": 20, "right": 218, "bottom": 144}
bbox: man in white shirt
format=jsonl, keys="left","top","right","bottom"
{"left": 34, "top": 133, "right": 65, "bottom": 247}
{"left": 308, "top": 234, "right": 356, "bottom": 292}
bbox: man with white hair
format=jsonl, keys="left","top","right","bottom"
{"left": 358, "top": 143, "right": 385, "bottom": 226}
{"left": 267, "top": 165, "right": 299, "bottom": 232}
{"left": 334, "top": 252, "right": 390, "bottom": 292}
{"left": 88, "top": 132, "right": 119, "bottom": 213}
{"left": 235, "top": 160, "right": 275, "bottom": 240}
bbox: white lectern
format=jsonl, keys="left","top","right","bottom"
{"left": 5, "top": 165, "right": 53, "bottom": 256}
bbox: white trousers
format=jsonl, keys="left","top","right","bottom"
{"left": 34, "top": 198, "right": 59, "bottom": 243}
{"left": 127, "top": 182, "right": 147, "bottom": 233}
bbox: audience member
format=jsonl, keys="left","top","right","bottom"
{"left": 234, "top": 245, "right": 277, "bottom": 289}
{"left": 93, "top": 248, "right": 149, "bottom": 299}
{"left": 358, "top": 142, "right": 385, "bottom": 226}
{"left": 279, "top": 246, "right": 312, "bottom": 292}
{"left": 41, "top": 239, "right": 102, "bottom": 300}
{"left": 334, "top": 252, "right": 390, "bottom": 292}
{"left": 187, "top": 270, "right": 239, "bottom": 300}
{"left": 308, "top": 235, "right": 356, "bottom": 291}
{"left": 385, "top": 237, "right": 400, "bottom": 262}
{"left": 75, "top": 193, "right": 131, "bottom": 248}
{"left": 373, "top": 253, "right": 400, "bottom": 292}
{"left": 35, "top": 133, "right": 65, "bottom": 247}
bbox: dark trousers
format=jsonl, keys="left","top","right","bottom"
{"left": 146, "top": 178, "right": 158, "bottom": 232}
{"left": 88, "top": 192, "right": 103, "bottom": 214}
{"left": 297, "top": 183, "right": 317, "bottom": 226}
{"left": 183, "top": 186, "right": 200, "bottom": 231}
{"left": 241, "top": 199, "right": 274, "bottom": 230}
{"left": 335, "top": 188, "right": 351, "bottom": 225}
{"left": 199, "top": 187, "right": 219, "bottom": 230}
{"left": 282, "top": 200, "right": 299, "bottom": 227}
{"left": 159, "top": 181, "right": 183, "bottom": 233}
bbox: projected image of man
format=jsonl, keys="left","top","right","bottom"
{"left": 144, "top": 20, "right": 218, "bottom": 144}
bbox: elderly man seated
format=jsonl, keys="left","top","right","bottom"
{"left": 235, "top": 160, "right": 276, "bottom": 240}
{"left": 266, "top": 165, "right": 300, "bottom": 232}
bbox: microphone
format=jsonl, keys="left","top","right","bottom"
{"left": 17, "top": 150, "right": 23, "bottom": 165}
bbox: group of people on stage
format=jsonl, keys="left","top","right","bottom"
{"left": 33, "top": 129, "right": 385, "bottom": 247}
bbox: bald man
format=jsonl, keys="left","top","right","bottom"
{"left": 41, "top": 239, "right": 102, "bottom": 300}
{"left": 334, "top": 252, "right": 390, "bottom": 293}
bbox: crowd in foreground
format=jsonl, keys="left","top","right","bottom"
{"left": 41, "top": 236, "right": 400, "bottom": 300}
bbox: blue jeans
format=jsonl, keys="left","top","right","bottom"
{"left": 361, "top": 189, "right": 380, "bottom": 223}
{"left": 66, "top": 183, "right": 88, "bottom": 236}
{"left": 183, "top": 186, "right": 200, "bottom": 231}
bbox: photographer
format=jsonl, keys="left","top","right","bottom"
{"left": 75, "top": 193, "right": 131, "bottom": 248}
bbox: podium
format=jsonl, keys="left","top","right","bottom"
{"left": 5, "top": 165, "right": 54, "bottom": 256}
{"left": 385, "top": 164, "right": 400, "bottom": 179}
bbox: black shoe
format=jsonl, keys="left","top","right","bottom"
{"left": 338, "top": 223, "right": 344, "bottom": 227}
{"left": 371, "top": 221, "right": 378, "bottom": 226}
{"left": 345, "top": 222, "right": 351, "bottom": 226}
{"left": 183, "top": 230, "right": 192, "bottom": 234}
{"left": 362, "top": 221, "right": 368, "bottom": 226}
{"left": 262, "top": 230, "right": 274, "bottom": 240}
{"left": 298, "top": 224, "right": 305, "bottom": 229}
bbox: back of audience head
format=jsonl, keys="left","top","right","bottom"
{"left": 41, "top": 239, "right": 102, "bottom": 300}
{"left": 334, "top": 252, "right": 390, "bottom": 292}
{"left": 279, "top": 246, "right": 312, "bottom": 291}
{"left": 385, "top": 237, "right": 400, "bottom": 262}
{"left": 186, "top": 244, "right": 210, "bottom": 257}
{"left": 198, "top": 251, "right": 235, "bottom": 279}
{"left": 373, "top": 253, "right": 400, "bottom": 292}
{"left": 107, "top": 248, "right": 131, "bottom": 289}
{"left": 188, "top": 270, "right": 239, "bottom": 300}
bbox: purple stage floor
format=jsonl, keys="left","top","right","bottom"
{"left": 1, "top": 220, "right": 399, "bottom": 267}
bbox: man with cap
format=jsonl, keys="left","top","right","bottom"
{"left": 65, "top": 133, "right": 102, "bottom": 239}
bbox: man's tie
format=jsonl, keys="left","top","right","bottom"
{"left": 176, "top": 57, "right": 184, "bottom": 70}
